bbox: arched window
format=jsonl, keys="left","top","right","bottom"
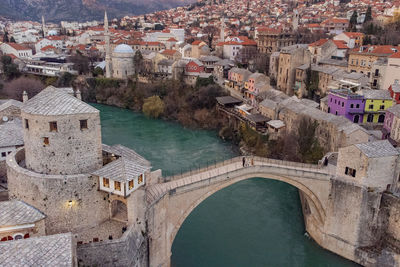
{"left": 367, "top": 114, "right": 374, "bottom": 123}
{"left": 353, "top": 115, "right": 360, "bottom": 123}
{"left": 13, "top": 234, "right": 23, "bottom": 240}
{"left": 378, "top": 114, "right": 385, "bottom": 123}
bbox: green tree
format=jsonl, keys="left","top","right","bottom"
{"left": 3, "top": 31, "right": 9, "bottom": 43}
{"left": 133, "top": 50, "right": 144, "bottom": 74}
{"left": 142, "top": 95, "right": 165, "bottom": 118}
{"left": 364, "top": 6, "right": 372, "bottom": 24}
{"left": 92, "top": 67, "right": 104, "bottom": 77}
{"left": 296, "top": 117, "right": 324, "bottom": 163}
{"left": 1, "top": 55, "right": 20, "bottom": 80}
{"left": 349, "top": 11, "right": 358, "bottom": 30}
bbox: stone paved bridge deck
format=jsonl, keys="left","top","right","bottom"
{"left": 146, "top": 156, "right": 334, "bottom": 206}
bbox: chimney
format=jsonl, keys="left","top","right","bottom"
{"left": 76, "top": 89, "right": 82, "bottom": 100}
{"left": 22, "top": 91, "right": 28, "bottom": 102}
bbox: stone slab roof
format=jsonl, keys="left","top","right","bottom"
{"left": 358, "top": 89, "right": 392, "bottom": 100}
{"left": 22, "top": 86, "right": 99, "bottom": 116}
{"left": 216, "top": 96, "right": 243, "bottom": 105}
{"left": 355, "top": 140, "right": 399, "bottom": 158}
{"left": 102, "top": 144, "right": 151, "bottom": 167}
{"left": 387, "top": 104, "right": 400, "bottom": 117}
{"left": 0, "top": 233, "right": 74, "bottom": 267}
{"left": 0, "top": 119, "right": 23, "bottom": 148}
{"left": 0, "top": 99, "right": 23, "bottom": 112}
{"left": 92, "top": 157, "right": 150, "bottom": 182}
{"left": 0, "top": 200, "right": 45, "bottom": 227}
{"left": 267, "top": 120, "right": 285, "bottom": 129}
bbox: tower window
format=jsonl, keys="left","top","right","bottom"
{"left": 49, "top": 121, "right": 57, "bottom": 132}
{"left": 43, "top": 137, "right": 49, "bottom": 146}
{"left": 114, "top": 181, "right": 121, "bottom": 191}
{"left": 138, "top": 174, "right": 143, "bottom": 184}
{"left": 103, "top": 178, "right": 110, "bottom": 188}
{"left": 129, "top": 180, "right": 134, "bottom": 190}
{"left": 25, "top": 119, "right": 29, "bottom": 129}
{"left": 80, "top": 120, "right": 88, "bottom": 130}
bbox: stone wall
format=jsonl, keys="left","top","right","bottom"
{"left": 0, "top": 105, "right": 21, "bottom": 121}
{"left": 77, "top": 225, "right": 148, "bottom": 267}
{"left": 7, "top": 148, "right": 110, "bottom": 238}
{"left": 382, "top": 193, "right": 400, "bottom": 252}
{"left": 22, "top": 111, "right": 102, "bottom": 175}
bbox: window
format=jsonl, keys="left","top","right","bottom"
{"left": 1, "top": 152, "right": 6, "bottom": 157}
{"left": 80, "top": 120, "right": 88, "bottom": 130}
{"left": 367, "top": 114, "right": 374, "bottom": 122}
{"left": 345, "top": 167, "right": 356, "bottom": 177}
{"left": 342, "top": 102, "right": 344, "bottom": 107}
{"left": 138, "top": 174, "right": 143, "bottom": 184}
{"left": 103, "top": 178, "right": 110, "bottom": 188}
{"left": 335, "top": 111, "right": 338, "bottom": 115}
{"left": 49, "top": 121, "right": 57, "bottom": 132}
{"left": 350, "top": 104, "right": 354, "bottom": 108}
{"left": 129, "top": 180, "right": 134, "bottom": 190}
{"left": 356, "top": 104, "right": 360, "bottom": 108}
{"left": 369, "top": 104, "right": 374, "bottom": 109}
{"left": 114, "top": 181, "right": 121, "bottom": 191}
{"left": 43, "top": 137, "right": 49, "bottom": 146}
{"left": 380, "top": 105, "right": 385, "bottom": 110}
{"left": 25, "top": 119, "right": 29, "bottom": 129}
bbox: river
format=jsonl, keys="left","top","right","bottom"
{"left": 95, "top": 104, "right": 358, "bottom": 267}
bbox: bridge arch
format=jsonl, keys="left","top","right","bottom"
{"left": 168, "top": 171, "right": 327, "bottom": 248}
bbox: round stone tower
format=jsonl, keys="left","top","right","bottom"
{"left": 21, "top": 86, "right": 103, "bottom": 175}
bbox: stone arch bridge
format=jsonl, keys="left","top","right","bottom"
{"left": 146, "top": 156, "right": 335, "bottom": 267}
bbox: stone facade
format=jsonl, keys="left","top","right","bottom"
{"left": 22, "top": 112, "right": 102, "bottom": 175}
{"left": 7, "top": 149, "right": 110, "bottom": 238}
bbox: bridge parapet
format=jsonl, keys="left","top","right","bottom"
{"left": 164, "top": 156, "right": 328, "bottom": 182}
{"left": 146, "top": 156, "right": 334, "bottom": 206}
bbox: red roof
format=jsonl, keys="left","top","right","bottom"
{"left": 309, "top": 39, "right": 329, "bottom": 47}
{"left": 350, "top": 45, "right": 398, "bottom": 55}
{"left": 47, "top": 35, "right": 65, "bottom": 41}
{"left": 167, "top": 37, "right": 178, "bottom": 42}
{"left": 41, "top": 45, "right": 57, "bottom": 51}
{"left": 6, "top": 54, "right": 17, "bottom": 60}
{"left": 332, "top": 40, "right": 349, "bottom": 49}
{"left": 161, "top": 49, "right": 178, "bottom": 56}
{"left": 192, "top": 40, "right": 203, "bottom": 45}
{"left": 6, "top": 43, "right": 30, "bottom": 51}
{"left": 343, "top": 32, "right": 364, "bottom": 38}
{"left": 390, "top": 51, "right": 400, "bottom": 58}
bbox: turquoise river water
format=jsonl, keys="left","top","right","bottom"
{"left": 96, "top": 104, "right": 358, "bottom": 267}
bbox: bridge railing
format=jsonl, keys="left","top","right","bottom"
{"left": 163, "top": 156, "right": 324, "bottom": 182}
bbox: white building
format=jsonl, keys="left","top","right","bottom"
{"left": 0, "top": 43, "right": 32, "bottom": 59}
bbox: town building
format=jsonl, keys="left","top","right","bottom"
{"left": 256, "top": 28, "right": 295, "bottom": 55}
{"left": 328, "top": 89, "right": 365, "bottom": 123}
{"left": 0, "top": 43, "right": 33, "bottom": 59}
{"left": 358, "top": 89, "right": 393, "bottom": 123}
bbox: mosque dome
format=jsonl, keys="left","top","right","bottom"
{"left": 113, "top": 44, "right": 134, "bottom": 54}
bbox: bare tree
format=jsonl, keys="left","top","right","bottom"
{"left": 2, "top": 76, "right": 45, "bottom": 100}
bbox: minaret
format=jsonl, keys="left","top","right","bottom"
{"left": 220, "top": 17, "right": 225, "bottom": 42}
{"left": 293, "top": 10, "right": 299, "bottom": 31}
{"left": 41, "top": 15, "right": 47, "bottom": 38}
{"left": 104, "top": 11, "right": 112, "bottom": 78}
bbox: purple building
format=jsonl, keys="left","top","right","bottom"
{"left": 327, "top": 89, "right": 365, "bottom": 123}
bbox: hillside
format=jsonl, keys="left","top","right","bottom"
{"left": 0, "top": 0, "right": 195, "bottom": 22}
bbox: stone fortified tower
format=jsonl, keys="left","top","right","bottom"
{"left": 21, "top": 86, "right": 103, "bottom": 175}
{"left": 104, "top": 11, "right": 112, "bottom": 78}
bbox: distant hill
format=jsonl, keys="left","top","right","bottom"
{"left": 0, "top": 0, "right": 196, "bottom": 22}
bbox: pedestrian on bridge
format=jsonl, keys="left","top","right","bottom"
{"left": 242, "top": 157, "right": 245, "bottom": 167}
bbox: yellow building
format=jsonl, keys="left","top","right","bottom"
{"left": 359, "top": 89, "right": 393, "bottom": 123}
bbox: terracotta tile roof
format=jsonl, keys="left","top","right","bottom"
{"left": 41, "top": 45, "right": 56, "bottom": 51}
{"left": 332, "top": 40, "right": 349, "bottom": 49}
{"left": 161, "top": 49, "right": 178, "bottom": 56}
{"left": 309, "top": 39, "right": 329, "bottom": 47}
{"left": 6, "top": 43, "right": 30, "bottom": 51}
{"left": 192, "top": 40, "right": 203, "bottom": 45}
{"left": 390, "top": 51, "right": 400, "bottom": 58}
{"left": 343, "top": 32, "right": 364, "bottom": 38}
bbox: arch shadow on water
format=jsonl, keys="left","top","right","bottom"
{"left": 171, "top": 178, "right": 359, "bottom": 267}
